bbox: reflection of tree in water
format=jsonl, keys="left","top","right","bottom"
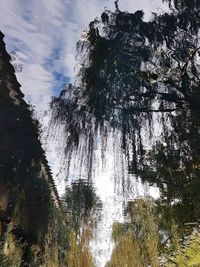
{"left": 132, "top": 110, "right": 200, "bottom": 226}
{"left": 49, "top": 0, "right": 200, "bottom": 264}
{"left": 106, "top": 196, "right": 200, "bottom": 266}
{"left": 51, "top": 0, "right": 200, "bottom": 178}
{"left": 106, "top": 199, "right": 160, "bottom": 267}
{"left": 163, "top": 0, "right": 200, "bottom": 10}
{"left": 64, "top": 180, "right": 101, "bottom": 235}
{"left": 63, "top": 180, "right": 101, "bottom": 267}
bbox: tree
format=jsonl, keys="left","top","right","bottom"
{"left": 106, "top": 199, "right": 160, "bottom": 267}
{"left": 50, "top": 4, "right": 200, "bottom": 180}
{"left": 64, "top": 179, "right": 100, "bottom": 235}
{"left": 131, "top": 110, "right": 200, "bottom": 225}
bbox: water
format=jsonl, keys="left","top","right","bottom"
{"left": 0, "top": 1, "right": 170, "bottom": 266}
{"left": 0, "top": 0, "right": 169, "bottom": 113}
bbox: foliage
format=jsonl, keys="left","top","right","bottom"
{"left": 132, "top": 110, "right": 200, "bottom": 226}
{"left": 106, "top": 199, "right": 160, "bottom": 267}
{"left": 67, "top": 228, "right": 95, "bottom": 267}
{"left": 3, "top": 0, "right": 200, "bottom": 265}
{"left": 64, "top": 179, "right": 101, "bottom": 235}
{"left": 0, "top": 251, "right": 12, "bottom": 267}
{"left": 0, "top": 31, "right": 68, "bottom": 267}
{"left": 161, "top": 229, "right": 200, "bottom": 266}
{"left": 105, "top": 232, "right": 142, "bottom": 267}
{"left": 63, "top": 180, "right": 98, "bottom": 266}
{"left": 44, "top": 205, "right": 69, "bottom": 267}
{"left": 48, "top": 2, "right": 200, "bottom": 265}
{"left": 50, "top": 0, "right": 200, "bottom": 184}
{"left": 106, "top": 198, "right": 200, "bottom": 267}
{"left": 172, "top": 230, "right": 200, "bottom": 266}
{"left": 163, "top": 0, "right": 200, "bottom": 10}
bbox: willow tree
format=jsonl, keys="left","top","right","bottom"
{"left": 163, "top": 0, "right": 200, "bottom": 10}
{"left": 50, "top": 0, "right": 200, "bottom": 182}
{"left": 48, "top": 0, "right": 200, "bottom": 261}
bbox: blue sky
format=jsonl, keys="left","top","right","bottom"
{"left": 0, "top": 0, "right": 169, "bottom": 112}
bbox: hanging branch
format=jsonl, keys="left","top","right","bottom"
{"left": 114, "top": 0, "right": 120, "bottom": 12}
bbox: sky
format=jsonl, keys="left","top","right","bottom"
{"left": 0, "top": 0, "right": 169, "bottom": 113}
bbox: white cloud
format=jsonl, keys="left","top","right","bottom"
{"left": 17, "top": 63, "right": 53, "bottom": 110}
{"left": 0, "top": 0, "right": 169, "bottom": 112}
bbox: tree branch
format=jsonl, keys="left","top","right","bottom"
{"left": 181, "top": 46, "right": 200, "bottom": 74}
{"left": 116, "top": 106, "right": 179, "bottom": 113}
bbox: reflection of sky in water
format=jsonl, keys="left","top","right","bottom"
{"left": 0, "top": 0, "right": 168, "bottom": 112}
{"left": 1, "top": 1, "right": 165, "bottom": 266}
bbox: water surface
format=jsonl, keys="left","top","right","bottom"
{"left": 0, "top": 0, "right": 168, "bottom": 113}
